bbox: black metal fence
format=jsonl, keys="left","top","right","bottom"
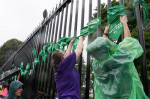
{"left": 0, "top": 0, "right": 149, "bottom": 99}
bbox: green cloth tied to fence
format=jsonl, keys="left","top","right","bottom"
{"left": 20, "top": 62, "right": 23, "bottom": 68}
{"left": 86, "top": 37, "right": 149, "bottom": 99}
{"left": 42, "top": 45, "right": 49, "bottom": 61}
{"left": 12, "top": 64, "right": 14, "bottom": 68}
{"left": 134, "top": 0, "right": 149, "bottom": 22}
{"left": 33, "top": 58, "right": 40, "bottom": 66}
{"left": 87, "top": 17, "right": 101, "bottom": 33}
{"left": 31, "top": 48, "right": 36, "bottom": 56}
{"left": 27, "top": 17, "right": 101, "bottom": 76}
{"left": 47, "top": 43, "right": 54, "bottom": 53}
{"left": 107, "top": 4, "right": 125, "bottom": 42}
{"left": 80, "top": 17, "right": 101, "bottom": 37}
{"left": 26, "top": 63, "right": 30, "bottom": 70}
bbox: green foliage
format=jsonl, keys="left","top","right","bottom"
{"left": 0, "top": 39, "right": 22, "bottom": 67}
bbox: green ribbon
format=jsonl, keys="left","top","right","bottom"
{"left": 80, "top": 26, "right": 89, "bottom": 37}
{"left": 26, "top": 63, "right": 30, "bottom": 70}
{"left": 47, "top": 43, "right": 53, "bottom": 53}
{"left": 107, "top": 4, "right": 125, "bottom": 41}
{"left": 107, "top": 5, "right": 125, "bottom": 24}
{"left": 20, "top": 62, "right": 23, "bottom": 68}
{"left": 32, "top": 58, "right": 40, "bottom": 66}
{"left": 87, "top": 17, "right": 101, "bottom": 33}
{"left": 12, "top": 64, "right": 14, "bottom": 68}
{"left": 80, "top": 17, "right": 101, "bottom": 37}
{"left": 134, "top": 0, "right": 149, "bottom": 22}
{"left": 14, "top": 66, "right": 17, "bottom": 69}
{"left": 31, "top": 48, "right": 36, "bottom": 56}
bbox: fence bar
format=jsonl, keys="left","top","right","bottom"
{"left": 40, "top": 23, "right": 50, "bottom": 95}
{"left": 30, "top": 33, "right": 40, "bottom": 98}
{"left": 47, "top": 20, "right": 55, "bottom": 97}
{"left": 97, "top": 0, "right": 102, "bottom": 37}
{"left": 51, "top": 17, "right": 57, "bottom": 43}
{"left": 36, "top": 27, "right": 46, "bottom": 92}
{"left": 33, "top": 30, "right": 42, "bottom": 92}
{"left": 44, "top": 19, "right": 53, "bottom": 96}
{"left": 42, "top": 23, "right": 52, "bottom": 97}
{"left": 32, "top": 30, "right": 42, "bottom": 94}
{"left": 74, "top": 0, "right": 79, "bottom": 36}
{"left": 135, "top": 5, "right": 149, "bottom": 96}
{"left": 78, "top": 0, "right": 85, "bottom": 90}
{"left": 85, "top": 0, "right": 92, "bottom": 98}
{"left": 107, "top": 0, "right": 111, "bottom": 9}
{"left": 63, "top": 2, "right": 69, "bottom": 37}
{"left": 119, "top": 0, "right": 124, "bottom": 40}
{"left": 49, "top": 17, "right": 57, "bottom": 97}
{"left": 54, "top": 13, "right": 60, "bottom": 43}
{"left": 48, "top": 20, "right": 53, "bottom": 42}
{"left": 37, "top": 26, "right": 47, "bottom": 92}
{"left": 58, "top": 8, "right": 64, "bottom": 38}
{"left": 25, "top": 39, "right": 35, "bottom": 99}
{"left": 68, "top": 0, "right": 74, "bottom": 36}
{"left": 119, "top": 0, "right": 124, "bottom": 4}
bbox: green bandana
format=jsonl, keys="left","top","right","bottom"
{"left": 134, "top": 0, "right": 149, "bottom": 22}
{"left": 26, "top": 63, "right": 30, "bottom": 70}
{"left": 31, "top": 48, "right": 36, "bottom": 56}
{"left": 87, "top": 17, "right": 101, "bottom": 33}
{"left": 20, "top": 62, "right": 23, "bottom": 68}
{"left": 107, "top": 4, "right": 125, "bottom": 42}
{"left": 12, "top": 64, "right": 14, "bottom": 68}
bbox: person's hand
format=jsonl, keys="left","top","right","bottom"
{"left": 104, "top": 24, "right": 110, "bottom": 33}
{"left": 120, "top": 15, "right": 128, "bottom": 24}
{"left": 79, "top": 36, "right": 85, "bottom": 41}
{"left": 70, "top": 38, "right": 76, "bottom": 45}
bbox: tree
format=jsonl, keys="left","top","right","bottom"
{"left": 0, "top": 39, "right": 23, "bottom": 67}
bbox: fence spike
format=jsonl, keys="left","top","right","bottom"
{"left": 59, "top": 0, "right": 61, "bottom": 5}
{"left": 56, "top": 4, "right": 58, "bottom": 9}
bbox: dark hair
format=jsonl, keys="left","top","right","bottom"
{"left": 51, "top": 49, "right": 64, "bottom": 69}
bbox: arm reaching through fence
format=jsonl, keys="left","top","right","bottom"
{"left": 63, "top": 38, "right": 76, "bottom": 58}
{"left": 120, "top": 15, "right": 131, "bottom": 38}
{"left": 75, "top": 36, "right": 85, "bottom": 61}
{"left": 103, "top": 24, "right": 110, "bottom": 38}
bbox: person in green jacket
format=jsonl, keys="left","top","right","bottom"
{"left": 86, "top": 15, "right": 149, "bottom": 99}
{"left": 3, "top": 81, "right": 23, "bottom": 99}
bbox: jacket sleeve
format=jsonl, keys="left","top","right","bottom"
{"left": 113, "top": 37, "right": 143, "bottom": 63}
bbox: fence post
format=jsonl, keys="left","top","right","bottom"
{"left": 85, "top": 0, "right": 92, "bottom": 98}
{"left": 97, "top": 0, "right": 101, "bottom": 37}
{"left": 135, "top": 5, "right": 149, "bottom": 96}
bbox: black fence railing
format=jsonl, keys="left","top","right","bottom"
{"left": 0, "top": 0, "right": 149, "bottom": 99}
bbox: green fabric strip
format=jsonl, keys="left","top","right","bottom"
{"left": 133, "top": 0, "right": 149, "bottom": 22}
{"left": 107, "top": 4, "right": 125, "bottom": 41}
{"left": 20, "top": 62, "right": 23, "bottom": 68}
{"left": 31, "top": 48, "right": 36, "bottom": 56}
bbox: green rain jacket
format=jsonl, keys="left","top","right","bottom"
{"left": 3, "top": 81, "right": 23, "bottom": 99}
{"left": 86, "top": 37, "right": 149, "bottom": 99}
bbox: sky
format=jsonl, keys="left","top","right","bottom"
{"left": 0, "top": 0, "right": 107, "bottom": 46}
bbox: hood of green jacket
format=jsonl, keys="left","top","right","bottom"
{"left": 3, "top": 81, "right": 23, "bottom": 99}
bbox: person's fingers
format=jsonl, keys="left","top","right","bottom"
{"left": 83, "top": 36, "right": 85, "bottom": 40}
{"left": 71, "top": 38, "right": 76, "bottom": 43}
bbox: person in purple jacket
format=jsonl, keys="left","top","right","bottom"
{"left": 52, "top": 36, "right": 85, "bottom": 99}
